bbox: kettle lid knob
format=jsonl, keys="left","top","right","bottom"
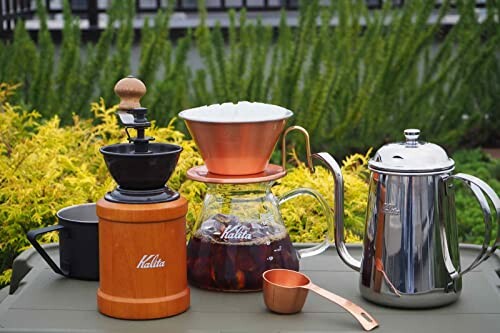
{"left": 404, "top": 129, "right": 420, "bottom": 146}
{"left": 369, "top": 128, "right": 454, "bottom": 174}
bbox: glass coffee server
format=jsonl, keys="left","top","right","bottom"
{"left": 179, "top": 102, "right": 341, "bottom": 292}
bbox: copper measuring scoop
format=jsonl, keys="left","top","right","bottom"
{"left": 262, "top": 269, "right": 379, "bottom": 331}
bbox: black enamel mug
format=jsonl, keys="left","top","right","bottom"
{"left": 27, "top": 203, "right": 99, "bottom": 280}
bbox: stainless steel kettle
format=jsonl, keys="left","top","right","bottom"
{"left": 317, "top": 129, "right": 499, "bottom": 308}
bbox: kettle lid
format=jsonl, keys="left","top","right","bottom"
{"left": 368, "top": 129, "right": 455, "bottom": 174}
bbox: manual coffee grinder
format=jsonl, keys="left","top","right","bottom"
{"left": 96, "top": 76, "right": 190, "bottom": 319}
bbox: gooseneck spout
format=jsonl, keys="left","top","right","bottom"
{"left": 313, "top": 152, "right": 362, "bottom": 272}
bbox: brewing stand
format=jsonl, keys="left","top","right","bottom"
{"left": 179, "top": 104, "right": 331, "bottom": 292}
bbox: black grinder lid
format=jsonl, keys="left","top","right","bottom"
{"left": 100, "top": 76, "right": 182, "bottom": 204}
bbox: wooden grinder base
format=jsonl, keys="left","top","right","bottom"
{"left": 96, "top": 197, "right": 190, "bottom": 319}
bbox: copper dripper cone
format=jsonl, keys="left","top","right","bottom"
{"left": 179, "top": 102, "right": 293, "bottom": 176}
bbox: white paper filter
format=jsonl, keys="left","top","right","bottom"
{"left": 178, "top": 101, "right": 293, "bottom": 123}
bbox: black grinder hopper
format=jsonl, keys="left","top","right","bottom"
{"left": 100, "top": 76, "right": 182, "bottom": 204}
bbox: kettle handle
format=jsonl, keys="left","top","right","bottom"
{"left": 440, "top": 173, "right": 500, "bottom": 279}
{"left": 312, "top": 152, "right": 361, "bottom": 271}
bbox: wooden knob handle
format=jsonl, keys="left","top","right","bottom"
{"left": 114, "top": 76, "right": 147, "bottom": 110}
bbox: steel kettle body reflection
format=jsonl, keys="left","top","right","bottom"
{"left": 334, "top": 129, "right": 499, "bottom": 308}
{"left": 360, "top": 172, "right": 462, "bottom": 308}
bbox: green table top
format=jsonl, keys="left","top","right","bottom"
{"left": 1, "top": 244, "right": 499, "bottom": 333}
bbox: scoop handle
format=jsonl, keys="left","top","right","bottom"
{"left": 306, "top": 283, "right": 379, "bottom": 331}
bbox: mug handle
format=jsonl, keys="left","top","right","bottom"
{"left": 440, "top": 173, "right": 500, "bottom": 279}
{"left": 278, "top": 187, "right": 333, "bottom": 258}
{"left": 27, "top": 225, "right": 68, "bottom": 276}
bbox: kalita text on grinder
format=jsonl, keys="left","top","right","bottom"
{"left": 96, "top": 76, "right": 190, "bottom": 319}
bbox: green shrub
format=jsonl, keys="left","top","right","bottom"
{"left": 0, "top": 0, "right": 498, "bottom": 155}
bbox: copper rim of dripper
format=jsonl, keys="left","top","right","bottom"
{"left": 186, "top": 164, "right": 287, "bottom": 184}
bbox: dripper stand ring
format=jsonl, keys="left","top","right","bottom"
{"left": 186, "top": 164, "right": 287, "bottom": 184}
